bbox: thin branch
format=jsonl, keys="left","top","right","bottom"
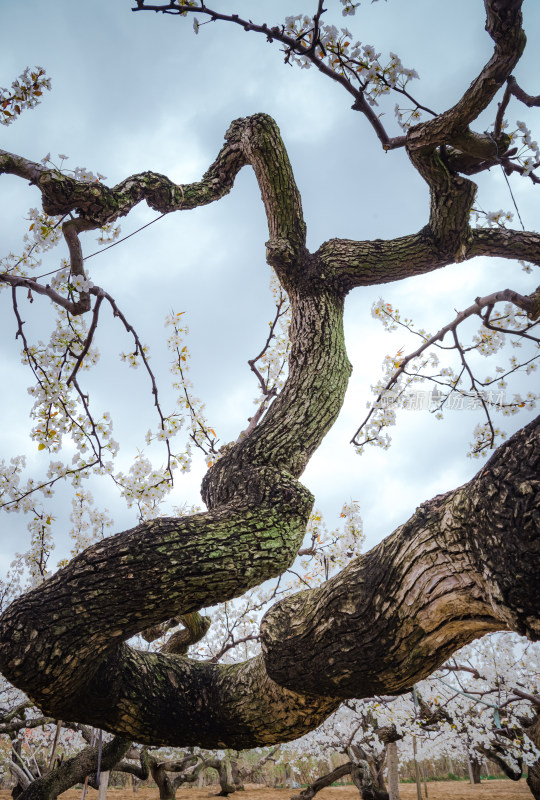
{"left": 132, "top": 2, "right": 406, "bottom": 150}
{"left": 1, "top": 273, "right": 85, "bottom": 314}
{"left": 494, "top": 81, "right": 512, "bottom": 138}
{"left": 407, "top": 0, "right": 526, "bottom": 153}
{"left": 238, "top": 289, "right": 290, "bottom": 440}
{"left": 507, "top": 75, "right": 540, "bottom": 108}
{"left": 0, "top": 700, "right": 32, "bottom": 724}
{"left": 66, "top": 294, "right": 104, "bottom": 385}
{"left": 0, "top": 715, "right": 55, "bottom": 735}
{"left": 451, "top": 325, "right": 496, "bottom": 450}
{"left": 351, "top": 288, "right": 537, "bottom": 447}
{"left": 96, "top": 287, "right": 173, "bottom": 476}
{"left": 208, "top": 634, "right": 261, "bottom": 664}
{"left": 500, "top": 156, "right": 540, "bottom": 184}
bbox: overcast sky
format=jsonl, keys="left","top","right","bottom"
{"left": 1, "top": 0, "right": 539, "bottom": 574}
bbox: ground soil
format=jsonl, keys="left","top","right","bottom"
{"left": 1, "top": 781, "right": 530, "bottom": 800}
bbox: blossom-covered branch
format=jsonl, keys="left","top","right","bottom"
{"left": 353, "top": 288, "right": 539, "bottom": 456}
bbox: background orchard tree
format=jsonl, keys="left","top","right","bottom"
{"left": 0, "top": 0, "right": 539, "bottom": 791}
{"left": 428, "top": 635, "right": 540, "bottom": 797}
{"left": 272, "top": 634, "right": 540, "bottom": 799}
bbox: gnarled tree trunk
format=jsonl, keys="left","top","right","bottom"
{"left": 0, "top": 0, "right": 539, "bottom": 753}
{"left": 147, "top": 754, "right": 200, "bottom": 800}
{"left": 349, "top": 747, "right": 388, "bottom": 800}
{"left": 16, "top": 737, "right": 131, "bottom": 800}
{"left": 205, "top": 757, "right": 236, "bottom": 797}
{"left": 291, "top": 762, "right": 353, "bottom": 800}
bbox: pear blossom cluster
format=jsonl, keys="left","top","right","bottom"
{"left": 1, "top": 213, "right": 176, "bottom": 556}
{"left": 340, "top": 0, "right": 361, "bottom": 16}
{"left": 508, "top": 120, "right": 540, "bottom": 176}
{"left": 24, "top": 311, "right": 105, "bottom": 454}
{"left": 1, "top": 198, "right": 305, "bottom": 575}
{"left": 119, "top": 343, "right": 150, "bottom": 369}
{"left": 66, "top": 488, "right": 113, "bottom": 559}
{"left": 0, "top": 203, "right": 111, "bottom": 293}
{"left": 186, "top": 2, "right": 419, "bottom": 125}
{"left": 96, "top": 221, "right": 121, "bottom": 245}
{"left": 354, "top": 296, "right": 539, "bottom": 456}
{"left": 294, "top": 501, "right": 364, "bottom": 585}
{"left": 25, "top": 208, "right": 64, "bottom": 252}
{"left": 0, "top": 67, "right": 51, "bottom": 126}
{"left": 164, "top": 310, "right": 220, "bottom": 466}
{"left": 471, "top": 207, "right": 514, "bottom": 228}
{"left": 14, "top": 506, "right": 55, "bottom": 587}
{"left": 355, "top": 347, "right": 439, "bottom": 454}
{"left": 114, "top": 451, "right": 189, "bottom": 521}
{"left": 1, "top": 180, "right": 209, "bottom": 541}
{"left": 394, "top": 101, "right": 424, "bottom": 131}
{"left": 40, "top": 153, "right": 107, "bottom": 184}
{"left": 0, "top": 209, "right": 64, "bottom": 287}
{"left": 282, "top": 15, "right": 419, "bottom": 110}
{"left": 278, "top": 632, "right": 540, "bottom": 785}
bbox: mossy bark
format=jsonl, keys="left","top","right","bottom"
{"left": 0, "top": 1, "right": 539, "bottom": 751}
{"left": 261, "top": 415, "right": 540, "bottom": 698}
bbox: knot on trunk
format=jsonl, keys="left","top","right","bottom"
{"left": 201, "top": 456, "right": 313, "bottom": 515}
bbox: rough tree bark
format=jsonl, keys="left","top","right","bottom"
{"left": 291, "top": 763, "right": 353, "bottom": 800}
{"left": 147, "top": 754, "right": 200, "bottom": 800}
{"left": 477, "top": 744, "right": 522, "bottom": 782}
{"left": 15, "top": 737, "right": 131, "bottom": 800}
{"left": 349, "top": 746, "right": 388, "bottom": 800}
{"left": 205, "top": 757, "right": 237, "bottom": 797}
{"left": 524, "top": 714, "right": 540, "bottom": 800}
{"left": 0, "top": 0, "right": 539, "bottom": 752}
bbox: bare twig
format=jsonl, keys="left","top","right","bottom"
{"left": 507, "top": 75, "right": 540, "bottom": 108}
{"left": 494, "top": 81, "right": 512, "bottom": 138}
{"left": 208, "top": 634, "right": 260, "bottom": 664}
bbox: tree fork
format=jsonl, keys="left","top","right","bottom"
{"left": 1, "top": 0, "right": 539, "bottom": 749}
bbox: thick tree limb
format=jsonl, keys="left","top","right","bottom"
{"left": 316, "top": 227, "right": 540, "bottom": 291}
{"left": 406, "top": 0, "right": 526, "bottom": 154}
{"left": 10, "top": 761, "right": 32, "bottom": 790}
{"left": 261, "top": 414, "right": 540, "bottom": 697}
{"left": 116, "top": 749, "right": 150, "bottom": 781}
{"left": 470, "top": 228, "right": 540, "bottom": 265}
{"left": 0, "top": 715, "right": 55, "bottom": 736}
{"left": 0, "top": 0, "right": 539, "bottom": 756}
{"left": 0, "top": 419, "right": 537, "bottom": 748}
{"left": 3, "top": 109, "right": 538, "bottom": 307}
{"left": 0, "top": 283, "right": 351, "bottom": 746}
{"left": 0, "top": 114, "right": 305, "bottom": 260}
{"left": 160, "top": 613, "right": 212, "bottom": 655}
{"left": 1, "top": 112, "right": 539, "bottom": 747}
{"left": 0, "top": 700, "right": 32, "bottom": 724}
